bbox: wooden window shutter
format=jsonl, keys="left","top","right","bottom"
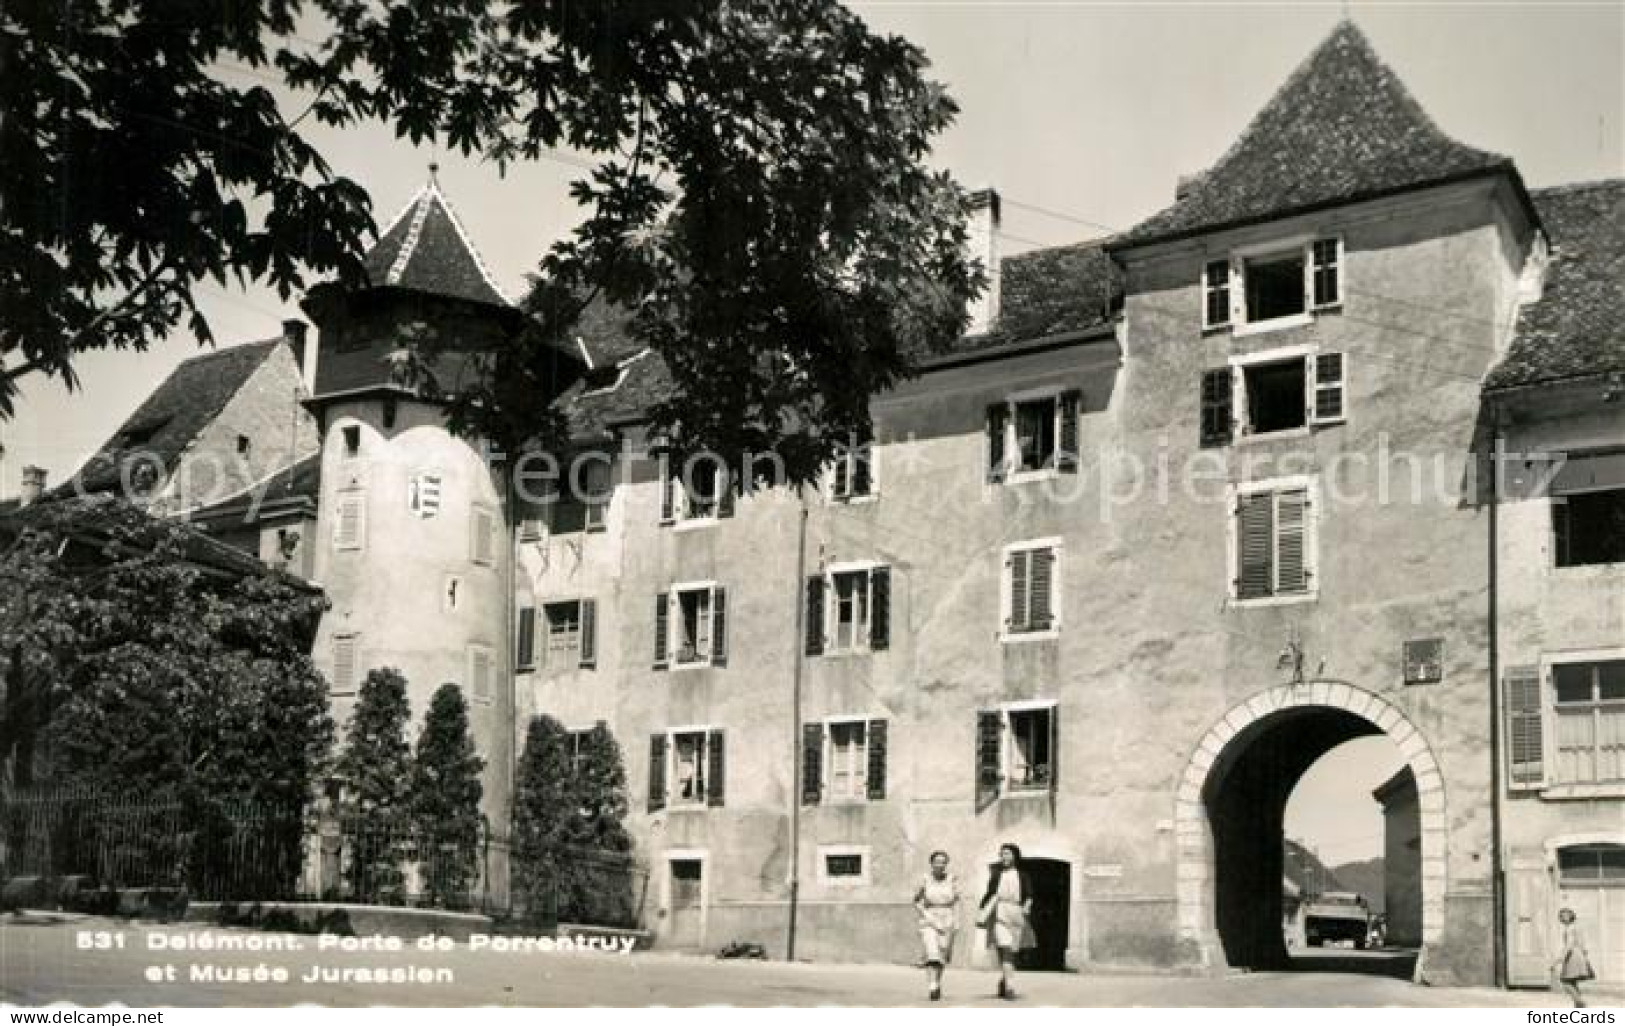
{"left": 1235, "top": 492, "right": 1275, "bottom": 600}
{"left": 647, "top": 734, "right": 668, "bottom": 812}
{"left": 986, "top": 404, "right": 1009, "bottom": 483}
{"left": 331, "top": 634, "right": 358, "bottom": 693}
{"left": 579, "top": 599, "right": 597, "bottom": 669}
{"left": 1275, "top": 489, "right": 1310, "bottom": 594}
{"left": 1200, "top": 369, "right": 1233, "bottom": 449}
{"left": 869, "top": 567, "right": 891, "bottom": 651}
{"left": 659, "top": 474, "right": 675, "bottom": 524}
{"left": 516, "top": 607, "right": 536, "bottom": 669}
{"left": 718, "top": 469, "right": 735, "bottom": 519}
{"left": 1203, "top": 260, "right": 1231, "bottom": 329}
{"left": 1312, "top": 352, "right": 1346, "bottom": 425}
{"left": 1505, "top": 664, "right": 1545, "bottom": 789}
{"left": 1030, "top": 548, "right": 1055, "bottom": 630}
{"left": 802, "top": 723, "right": 825, "bottom": 805}
{"left": 1048, "top": 705, "right": 1060, "bottom": 793}
{"left": 976, "top": 710, "right": 1002, "bottom": 812}
{"left": 866, "top": 719, "right": 888, "bottom": 801}
{"left": 711, "top": 587, "right": 728, "bottom": 666}
{"left": 1009, "top": 549, "right": 1030, "bottom": 631}
{"left": 1058, "top": 390, "right": 1082, "bottom": 472}
{"left": 706, "top": 729, "right": 725, "bottom": 807}
{"left": 805, "top": 576, "right": 826, "bottom": 656}
{"left": 335, "top": 492, "right": 365, "bottom": 550}
{"left": 653, "top": 592, "right": 670, "bottom": 669}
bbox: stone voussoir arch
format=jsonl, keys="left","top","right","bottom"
{"left": 1171, "top": 681, "right": 1448, "bottom": 953}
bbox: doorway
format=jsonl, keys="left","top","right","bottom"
{"left": 986, "top": 857, "right": 1071, "bottom": 971}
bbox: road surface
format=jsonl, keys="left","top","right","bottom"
{"left": 0, "top": 913, "right": 1576, "bottom": 1008}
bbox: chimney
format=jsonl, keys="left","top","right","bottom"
{"left": 20, "top": 465, "right": 45, "bottom": 506}
{"left": 283, "top": 318, "right": 315, "bottom": 392}
{"left": 965, "top": 188, "right": 1002, "bottom": 336}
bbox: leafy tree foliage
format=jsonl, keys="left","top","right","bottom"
{"left": 0, "top": 497, "right": 331, "bottom": 892}
{"left": 408, "top": 683, "right": 485, "bottom": 909}
{"left": 510, "top": 717, "right": 637, "bottom": 927}
{"left": 6, "top": 1, "right": 981, "bottom": 485}
{"left": 334, "top": 666, "right": 412, "bottom": 901}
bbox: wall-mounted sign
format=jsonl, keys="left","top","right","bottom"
{"left": 1404, "top": 638, "right": 1444, "bottom": 685}
{"left": 1083, "top": 864, "right": 1123, "bottom": 879}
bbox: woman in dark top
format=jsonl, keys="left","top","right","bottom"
{"left": 979, "top": 842, "right": 1035, "bottom": 1000}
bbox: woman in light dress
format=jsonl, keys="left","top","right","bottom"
{"left": 1554, "top": 907, "right": 1595, "bottom": 1007}
{"left": 913, "top": 850, "right": 961, "bottom": 1001}
{"left": 979, "top": 842, "right": 1035, "bottom": 1000}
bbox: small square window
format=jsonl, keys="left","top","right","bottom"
{"left": 342, "top": 425, "right": 361, "bottom": 458}
{"left": 825, "top": 853, "right": 863, "bottom": 878}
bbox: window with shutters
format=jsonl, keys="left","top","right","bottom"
{"left": 1551, "top": 658, "right": 1625, "bottom": 785}
{"left": 330, "top": 633, "right": 360, "bottom": 694}
{"left": 802, "top": 717, "right": 887, "bottom": 805}
{"left": 663, "top": 459, "right": 730, "bottom": 525}
{"left": 1002, "top": 540, "right": 1061, "bottom": 639}
{"left": 333, "top": 490, "right": 365, "bottom": 551}
{"left": 987, "top": 389, "right": 1082, "bottom": 483}
{"left": 1212, "top": 236, "right": 1343, "bottom": 334}
{"left": 829, "top": 430, "right": 875, "bottom": 502}
{"left": 1552, "top": 457, "right": 1625, "bottom": 569}
{"left": 977, "top": 701, "right": 1059, "bottom": 805}
{"left": 812, "top": 564, "right": 890, "bottom": 655}
{"left": 1230, "top": 480, "right": 1316, "bottom": 604}
{"left": 467, "top": 645, "right": 493, "bottom": 702}
{"left": 657, "top": 583, "right": 726, "bottom": 670}
{"left": 1209, "top": 348, "right": 1346, "bottom": 446}
{"left": 659, "top": 728, "right": 724, "bottom": 809}
{"left": 817, "top": 845, "right": 871, "bottom": 887}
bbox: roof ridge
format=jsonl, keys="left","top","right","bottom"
{"left": 1531, "top": 178, "right": 1625, "bottom": 198}
{"left": 171, "top": 336, "right": 282, "bottom": 369}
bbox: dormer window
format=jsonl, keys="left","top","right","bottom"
{"left": 1202, "top": 237, "right": 1342, "bottom": 332}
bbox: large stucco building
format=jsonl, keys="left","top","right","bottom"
{"left": 45, "top": 19, "right": 1623, "bottom": 990}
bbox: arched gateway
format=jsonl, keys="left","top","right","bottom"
{"left": 1173, "top": 682, "right": 1447, "bottom": 973}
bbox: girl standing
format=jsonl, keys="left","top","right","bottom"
{"left": 913, "top": 850, "right": 961, "bottom": 1001}
{"left": 1554, "top": 907, "right": 1595, "bottom": 1008}
{"left": 979, "top": 843, "right": 1035, "bottom": 1000}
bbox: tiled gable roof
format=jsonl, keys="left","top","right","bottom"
{"left": 70, "top": 339, "right": 283, "bottom": 494}
{"left": 939, "top": 239, "right": 1120, "bottom": 358}
{"left": 1113, "top": 21, "right": 1515, "bottom": 250}
{"left": 553, "top": 238, "right": 1120, "bottom": 436}
{"left": 1485, "top": 180, "right": 1625, "bottom": 392}
{"left": 190, "top": 453, "right": 322, "bottom": 523}
{"left": 363, "top": 180, "right": 510, "bottom": 309}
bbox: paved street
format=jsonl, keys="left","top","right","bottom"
{"left": 0, "top": 913, "right": 1578, "bottom": 1007}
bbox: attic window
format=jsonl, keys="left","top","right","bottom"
{"left": 342, "top": 425, "right": 361, "bottom": 458}
{"left": 1215, "top": 237, "right": 1343, "bottom": 332}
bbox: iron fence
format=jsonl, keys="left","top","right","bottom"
{"left": 1, "top": 787, "right": 649, "bottom": 928}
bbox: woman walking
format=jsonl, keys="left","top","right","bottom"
{"left": 979, "top": 843, "right": 1035, "bottom": 1000}
{"left": 1554, "top": 907, "right": 1595, "bottom": 1007}
{"left": 913, "top": 850, "right": 961, "bottom": 1001}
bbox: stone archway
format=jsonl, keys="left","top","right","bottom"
{"left": 1172, "top": 682, "right": 1447, "bottom": 971}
